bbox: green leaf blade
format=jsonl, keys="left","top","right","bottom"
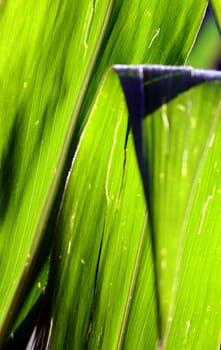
{"left": 119, "top": 65, "right": 221, "bottom": 348}
{"left": 46, "top": 69, "right": 157, "bottom": 349}
{"left": 0, "top": 0, "right": 116, "bottom": 339}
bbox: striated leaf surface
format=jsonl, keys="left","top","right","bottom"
{"left": 0, "top": 0, "right": 208, "bottom": 346}
{"left": 117, "top": 65, "right": 221, "bottom": 348}
{"left": 45, "top": 70, "right": 157, "bottom": 349}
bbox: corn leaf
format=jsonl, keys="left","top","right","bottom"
{"left": 118, "top": 65, "right": 221, "bottom": 348}
{"left": 38, "top": 65, "right": 221, "bottom": 350}
{"left": 43, "top": 69, "right": 156, "bottom": 349}
{"left": 0, "top": 0, "right": 209, "bottom": 347}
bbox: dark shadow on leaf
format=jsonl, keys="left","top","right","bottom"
{"left": 0, "top": 117, "right": 21, "bottom": 221}
{"left": 115, "top": 64, "right": 221, "bottom": 341}
{"left": 2, "top": 295, "right": 43, "bottom": 350}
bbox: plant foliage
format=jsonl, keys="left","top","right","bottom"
{"left": 0, "top": 0, "right": 221, "bottom": 349}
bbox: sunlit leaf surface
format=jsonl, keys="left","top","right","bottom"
{"left": 117, "top": 65, "right": 221, "bottom": 348}
{"left": 45, "top": 70, "right": 157, "bottom": 349}
{"left": 33, "top": 65, "right": 221, "bottom": 350}
{"left": 0, "top": 0, "right": 208, "bottom": 346}
{"left": 0, "top": 0, "right": 116, "bottom": 337}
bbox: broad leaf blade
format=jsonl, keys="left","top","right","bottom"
{"left": 44, "top": 70, "right": 157, "bottom": 349}
{"left": 163, "top": 84, "right": 221, "bottom": 348}
{"left": 118, "top": 65, "right": 221, "bottom": 348}
{"left": 0, "top": 0, "right": 120, "bottom": 339}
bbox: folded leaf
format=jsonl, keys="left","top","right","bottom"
{"left": 117, "top": 65, "right": 221, "bottom": 348}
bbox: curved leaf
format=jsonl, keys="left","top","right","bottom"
{"left": 37, "top": 64, "right": 221, "bottom": 350}
{"left": 0, "top": 0, "right": 115, "bottom": 339}
{"left": 43, "top": 70, "right": 156, "bottom": 349}
{"left": 118, "top": 65, "right": 221, "bottom": 348}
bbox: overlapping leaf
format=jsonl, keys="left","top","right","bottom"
{"left": 40, "top": 64, "right": 221, "bottom": 350}
{"left": 117, "top": 65, "right": 221, "bottom": 348}
{"left": 44, "top": 70, "right": 156, "bottom": 349}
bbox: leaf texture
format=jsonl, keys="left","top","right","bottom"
{"left": 117, "top": 65, "right": 221, "bottom": 348}
{"left": 0, "top": 0, "right": 208, "bottom": 346}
